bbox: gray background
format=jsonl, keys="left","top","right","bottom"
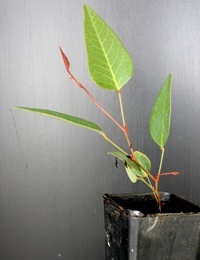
{"left": 1, "top": 0, "right": 200, "bottom": 259}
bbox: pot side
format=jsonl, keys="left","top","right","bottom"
{"left": 103, "top": 193, "right": 200, "bottom": 260}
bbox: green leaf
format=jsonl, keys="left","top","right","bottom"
{"left": 149, "top": 74, "right": 172, "bottom": 147}
{"left": 108, "top": 151, "right": 142, "bottom": 178}
{"left": 15, "top": 107, "right": 104, "bottom": 136}
{"left": 84, "top": 4, "right": 134, "bottom": 90}
{"left": 134, "top": 151, "right": 151, "bottom": 177}
{"left": 125, "top": 165, "right": 138, "bottom": 183}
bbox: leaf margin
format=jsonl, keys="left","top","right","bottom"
{"left": 149, "top": 73, "right": 172, "bottom": 148}
{"left": 14, "top": 107, "right": 105, "bottom": 136}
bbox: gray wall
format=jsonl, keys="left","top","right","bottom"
{"left": 1, "top": 0, "right": 200, "bottom": 259}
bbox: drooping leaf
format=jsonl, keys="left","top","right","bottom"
{"left": 125, "top": 165, "right": 138, "bottom": 183}
{"left": 108, "top": 151, "right": 142, "bottom": 179}
{"left": 84, "top": 4, "right": 134, "bottom": 90}
{"left": 15, "top": 107, "right": 104, "bottom": 136}
{"left": 134, "top": 151, "right": 151, "bottom": 177}
{"left": 149, "top": 74, "right": 172, "bottom": 147}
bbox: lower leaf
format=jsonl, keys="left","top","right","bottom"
{"left": 125, "top": 165, "right": 138, "bottom": 183}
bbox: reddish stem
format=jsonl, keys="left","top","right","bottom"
{"left": 117, "top": 90, "right": 135, "bottom": 158}
{"left": 155, "top": 171, "right": 180, "bottom": 181}
{"left": 59, "top": 47, "right": 124, "bottom": 132}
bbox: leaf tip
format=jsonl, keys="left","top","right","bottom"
{"left": 13, "top": 106, "right": 22, "bottom": 110}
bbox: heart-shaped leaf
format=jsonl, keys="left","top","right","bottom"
{"left": 15, "top": 107, "right": 104, "bottom": 136}
{"left": 84, "top": 5, "right": 134, "bottom": 90}
{"left": 149, "top": 74, "right": 172, "bottom": 148}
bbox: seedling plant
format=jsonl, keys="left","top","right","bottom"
{"left": 16, "top": 5, "right": 179, "bottom": 211}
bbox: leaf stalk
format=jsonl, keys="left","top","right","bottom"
{"left": 118, "top": 90, "right": 135, "bottom": 158}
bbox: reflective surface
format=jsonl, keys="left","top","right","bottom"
{"left": 0, "top": 0, "right": 200, "bottom": 259}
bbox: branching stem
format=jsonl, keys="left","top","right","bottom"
{"left": 71, "top": 75, "right": 124, "bottom": 131}
{"left": 140, "top": 178, "right": 160, "bottom": 205}
{"left": 59, "top": 47, "right": 124, "bottom": 132}
{"left": 59, "top": 48, "right": 164, "bottom": 211}
{"left": 103, "top": 134, "right": 128, "bottom": 155}
{"left": 118, "top": 90, "right": 135, "bottom": 158}
{"left": 117, "top": 89, "right": 157, "bottom": 184}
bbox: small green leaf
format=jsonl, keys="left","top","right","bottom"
{"left": 149, "top": 74, "right": 172, "bottom": 147}
{"left": 15, "top": 107, "right": 104, "bottom": 136}
{"left": 108, "top": 151, "right": 141, "bottom": 177}
{"left": 125, "top": 165, "right": 138, "bottom": 183}
{"left": 84, "top": 5, "right": 134, "bottom": 90}
{"left": 134, "top": 151, "right": 151, "bottom": 177}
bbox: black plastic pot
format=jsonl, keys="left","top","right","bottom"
{"left": 103, "top": 193, "right": 200, "bottom": 260}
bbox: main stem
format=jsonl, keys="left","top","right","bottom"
{"left": 117, "top": 90, "right": 162, "bottom": 210}
{"left": 155, "top": 147, "right": 165, "bottom": 192}
{"left": 118, "top": 90, "right": 135, "bottom": 158}
{"left": 60, "top": 49, "right": 164, "bottom": 211}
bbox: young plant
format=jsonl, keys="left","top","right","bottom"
{"left": 16, "top": 5, "right": 179, "bottom": 211}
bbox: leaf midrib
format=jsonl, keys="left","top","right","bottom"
{"left": 88, "top": 12, "right": 119, "bottom": 89}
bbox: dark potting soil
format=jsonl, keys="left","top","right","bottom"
{"left": 103, "top": 193, "right": 200, "bottom": 215}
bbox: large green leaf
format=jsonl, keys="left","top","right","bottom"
{"left": 15, "top": 107, "right": 104, "bottom": 136}
{"left": 84, "top": 5, "right": 134, "bottom": 90}
{"left": 149, "top": 74, "right": 172, "bottom": 147}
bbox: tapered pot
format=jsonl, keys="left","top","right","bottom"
{"left": 103, "top": 192, "right": 200, "bottom": 260}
